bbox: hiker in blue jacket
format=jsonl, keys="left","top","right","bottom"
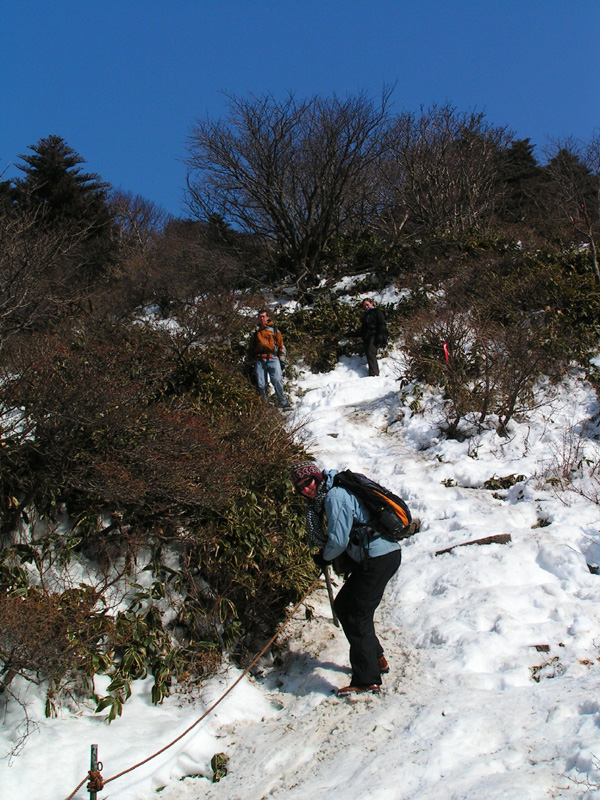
{"left": 290, "top": 460, "right": 401, "bottom": 696}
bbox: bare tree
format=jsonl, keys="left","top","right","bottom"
{"left": 0, "top": 207, "right": 99, "bottom": 349}
{"left": 543, "top": 134, "right": 600, "bottom": 284}
{"left": 381, "top": 104, "right": 513, "bottom": 237}
{"left": 110, "top": 190, "right": 171, "bottom": 257}
{"left": 185, "top": 89, "right": 394, "bottom": 287}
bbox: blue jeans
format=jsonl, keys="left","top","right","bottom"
{"left": 255, "top": 358, "right": 288, "bottom": 407}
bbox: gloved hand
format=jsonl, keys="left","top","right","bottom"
{"left": 312, "top": 549, "right": 330, "bottom": 573}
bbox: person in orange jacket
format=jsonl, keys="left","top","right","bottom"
{"left": 248, "top": 309, "right": 290, "bottom": 409}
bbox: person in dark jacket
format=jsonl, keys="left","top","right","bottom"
{"left": 360, "top": 298, "right": 388, "bottom": 377}
{"left": 290, "top": 460, "right": 401, "bottom": 696}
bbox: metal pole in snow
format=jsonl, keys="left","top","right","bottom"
{"left": 89, "top": 744, "right": 98, "bottom": 800}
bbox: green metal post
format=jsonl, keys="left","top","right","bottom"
{"left": 90, "top": 744, "right": 98, "bottom": 800}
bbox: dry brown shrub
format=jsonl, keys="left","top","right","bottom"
{"left": 0, "top": 586, "right": 104, "bottom": 692}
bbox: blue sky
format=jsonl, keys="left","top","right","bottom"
{"left": 2, "top": 1, "right": 598, "bottom": 217}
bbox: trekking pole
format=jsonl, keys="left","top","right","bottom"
{"left": 323, "top": 566, "right": 339, "bottom": 627}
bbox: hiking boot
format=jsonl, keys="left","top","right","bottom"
{"left": 377, "top": 655, "right": 390, "bottom": 674}
{"left": 337, "top": 684, "right": 381, "bottom": 697}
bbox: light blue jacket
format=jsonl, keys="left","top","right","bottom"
{"left": 321, "top": 470, "right": 401, "bottom": 563}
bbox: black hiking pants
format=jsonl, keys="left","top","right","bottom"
{"left": 363, "top": 335, "right": 379, "bottom": 376}
{"left": 333, "top": 548, "right": 401, "bottom": 686}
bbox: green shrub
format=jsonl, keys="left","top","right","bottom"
{"left": 0, "top": 314, "right": 315, "bottom": 719}
{"left": 403, "top": 304, "right": 569, "bottom": 438}
{"left": 400, "top": 238, "right": 600, "bottom": 438}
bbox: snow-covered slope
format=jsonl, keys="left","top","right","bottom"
{"left": 5, "top": 346, "right": 600, "bottom": 800}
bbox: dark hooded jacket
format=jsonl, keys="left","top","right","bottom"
{"left": 361, "top": 306, "right": 388, "bottom": 347}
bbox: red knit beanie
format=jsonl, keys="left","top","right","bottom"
{"left": 289, "top": 461, "right": 323, "bottom": 488}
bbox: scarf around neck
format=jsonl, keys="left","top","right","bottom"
{"left": 305, "top": 479, "right": 329, "bottom": 549}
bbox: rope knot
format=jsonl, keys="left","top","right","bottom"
{"left": 87, "top": 768, "right": 105, "bottom": 792}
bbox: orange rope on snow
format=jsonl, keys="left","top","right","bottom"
{"left": 64, "top": 775, "right": 87, "bottom": 800}
{"left": 63, "top": 577, "right": 320, "bottom": 799}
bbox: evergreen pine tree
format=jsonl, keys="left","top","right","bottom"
{"left": 499, "top": 138, "right": 544, "bottom": 224}
{"left": 13, "top": 135, "right": 117, "bottom": 281}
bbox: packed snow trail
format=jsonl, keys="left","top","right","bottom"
{"left": 159, "top": 350, "right": 600, "bottom": 800}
